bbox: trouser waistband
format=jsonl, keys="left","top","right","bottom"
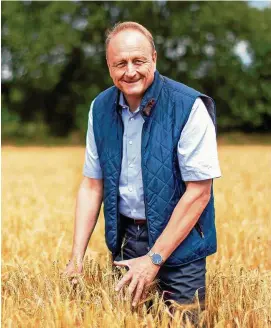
{"left": 120, "top": 213, "right": 147, "bottom": 225}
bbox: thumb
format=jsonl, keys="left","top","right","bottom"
{"left": 113, "top": 260, "right": 131, "bottom": 269}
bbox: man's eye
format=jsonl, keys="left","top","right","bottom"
{"left": 134, "top": 60, "right": 144, "bottom": 65}
{"left": 116, "top": 63, "right": 126, "bottom": 68}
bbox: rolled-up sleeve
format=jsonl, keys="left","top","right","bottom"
{"left": 177, "top": 97, "right": 222, "bottom": 181}
{"left": 82, "top": 99, "right": 103, "bottom": 179}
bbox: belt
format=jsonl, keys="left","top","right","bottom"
{"left": 130, "top": 218, "right": 146, "bottom": 225}
{"left": 120, "top": 214, "right": 146, "bottom": 225}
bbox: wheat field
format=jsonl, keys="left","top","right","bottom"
{"left": 1, "top": 145, "right": 271, "bottom": 328}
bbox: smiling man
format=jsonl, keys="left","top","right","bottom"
{"left": 64, "top": 22, "right": 221, "bottom": 320}
{"left": 106, "top": 27, "right": 156, "bottom": 111}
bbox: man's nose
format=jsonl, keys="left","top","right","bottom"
{"left": 125, "top": 62, "right": 136, "bottom": 78}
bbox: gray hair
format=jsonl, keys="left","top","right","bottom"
{"left": 105, "top": 21, "right": 155, "bottom": 54}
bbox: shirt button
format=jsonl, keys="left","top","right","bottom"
{"left": 129, "top": 163, "right": 133, "bottom": 168}
{"left": 128, "top": 187, "right": 133, "bottom": 192}
{"left": 130, "top": 117, "right": 134, "bottom": 121}
{"left": 129, "top": 140, "right": 133, "bottom": 145}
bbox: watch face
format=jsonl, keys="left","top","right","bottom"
{"left": 152, "top": 253, "right": 162, "bottom": 265}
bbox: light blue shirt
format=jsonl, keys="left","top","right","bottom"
{"left": 83, "top": 93, "right": 222, "bottom": 219}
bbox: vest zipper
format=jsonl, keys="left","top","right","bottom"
{"left": 116, "top": 113, "right": 124, "bottom": 255}
{"left": 141, "top": 116, "right": 151, "bottom": 250}
{"left": 195, "top": 221, "right": 205, "bottom": 238}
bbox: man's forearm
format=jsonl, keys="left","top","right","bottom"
{"left": 151, "top": 188, "right": 210, "bottom": 263}
{"left": 71, "top": 180, "right": 103, "bottom": 262}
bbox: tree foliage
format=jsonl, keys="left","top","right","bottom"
{"left": 1, "top": 1, "right": 271, "bottom": 136}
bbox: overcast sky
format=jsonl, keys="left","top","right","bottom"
{"left": 248, "top": 1, "right": 271, "bottom": 9}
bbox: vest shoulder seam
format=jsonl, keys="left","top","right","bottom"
{"left": 163, "top": 78, "right": 201, "bottom": 100}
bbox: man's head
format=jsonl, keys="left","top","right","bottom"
{"left": 105, "top": 22, "right": 157, "bottom": 103}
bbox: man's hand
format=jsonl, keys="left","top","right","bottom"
{"left": 113, "top": 255, "right": 160, "bottom": 307}
{"left": 60, "top": 258, "right": 83, "bottom": 285}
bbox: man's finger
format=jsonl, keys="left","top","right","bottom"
{"left": 72, "top": 278, "right": 78, "bottom": 285}
{"left": 127, "top": 276, "right": 138, "bottom": 296}
{"left": 115, "top": 271, "right": 132, "bottom": 292}
{"left": 132, "top": 280, "right": 145, "bottom": 307}
{"left": 141, "top": 290, "right": 148, "bottom": 302}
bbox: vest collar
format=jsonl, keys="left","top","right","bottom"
{"left": 140, "top": 70, "right": 164, "bottom": 118}
{"left": 114, "top": 70, "right": 164, "bottom": 118}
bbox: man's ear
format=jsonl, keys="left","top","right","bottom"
{"left": 106, "top": 56, "right": 110, "bottom": 69}
{"left": 106, "top": 57, "right": 112, "bottom": 76}
{"left": 152, "top": 51, "right": 157, "bottom": 67}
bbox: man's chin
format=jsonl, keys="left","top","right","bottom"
{"left": 121, "top": 85, "right": 145, "bottom": 97}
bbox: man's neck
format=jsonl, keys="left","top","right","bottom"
{"left": 123, "top": 94, "right": 142, "bottom": 112}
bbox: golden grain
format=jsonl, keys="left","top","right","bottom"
{"left": 2, "top": 145, "right": 271, "bottom": 327}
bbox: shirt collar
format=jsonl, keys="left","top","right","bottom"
{"left": 119, "top": 92, "right": 129, "bottom": 109}
{"left": 119, "top": 92, "right": 141, "bottom": 114}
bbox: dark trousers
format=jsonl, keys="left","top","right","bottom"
{"left": 114, "top": 214, "right": 206, "bottom": 315}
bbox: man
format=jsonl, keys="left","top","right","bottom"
{"left": 63, "top": 21, "right": 221, "bottom": 313}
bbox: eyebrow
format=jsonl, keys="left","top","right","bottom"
{"left": 113, "top": 56, "right": 148, "bottom": 65}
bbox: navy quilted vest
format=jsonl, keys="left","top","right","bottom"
{"left": 92, "top": 70, "right": 217, "bottom": 267}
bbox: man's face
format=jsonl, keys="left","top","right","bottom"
{"left": 106, "top": 29, "right": 157, "bottom": 99}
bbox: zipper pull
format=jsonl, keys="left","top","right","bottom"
{"left": 137, "top": 225, "right": 140, "bottom": 231}
{"left": 195, "top": 222, "right": 205, "bottom": 238}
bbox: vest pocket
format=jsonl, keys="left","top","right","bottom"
{"left": 195, "top": 222, "right": 205, "bottom": 238}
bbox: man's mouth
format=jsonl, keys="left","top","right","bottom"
{"left": 122, "top": 79, "right": 140, "bottom": 84}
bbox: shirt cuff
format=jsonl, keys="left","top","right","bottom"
{"left": 181, "top": 169, "right": 222, "bottom": 181}
{"left": 82, "top": 167, "right": 103, "bottom": 179}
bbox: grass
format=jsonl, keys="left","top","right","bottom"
{"left": 1, "top": 145, "right": 271, "bottom": 327}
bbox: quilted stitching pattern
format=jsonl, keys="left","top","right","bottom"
{"left": 92, "top": 71, "right": 217, "bottom": 265}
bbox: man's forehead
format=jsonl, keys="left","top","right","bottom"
{"left": 107, "top": 29, "right": 153, "bottom": 55}
{"left": 110, "top": 48, "right": 149, "bottom": 61}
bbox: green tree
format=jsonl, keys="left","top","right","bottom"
{"left": 1, "top": 1, "right": 271, "bottom": 137}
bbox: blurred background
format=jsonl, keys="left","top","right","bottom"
{"left": 1, "top": 0, "right": 271, "bottom": 145}
{"left": 2, "top": 4, "right": 271, "bottom": 325}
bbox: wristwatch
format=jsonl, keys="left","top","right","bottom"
{"left": 147, "top": 249, "right": 164, "bottom": 266}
